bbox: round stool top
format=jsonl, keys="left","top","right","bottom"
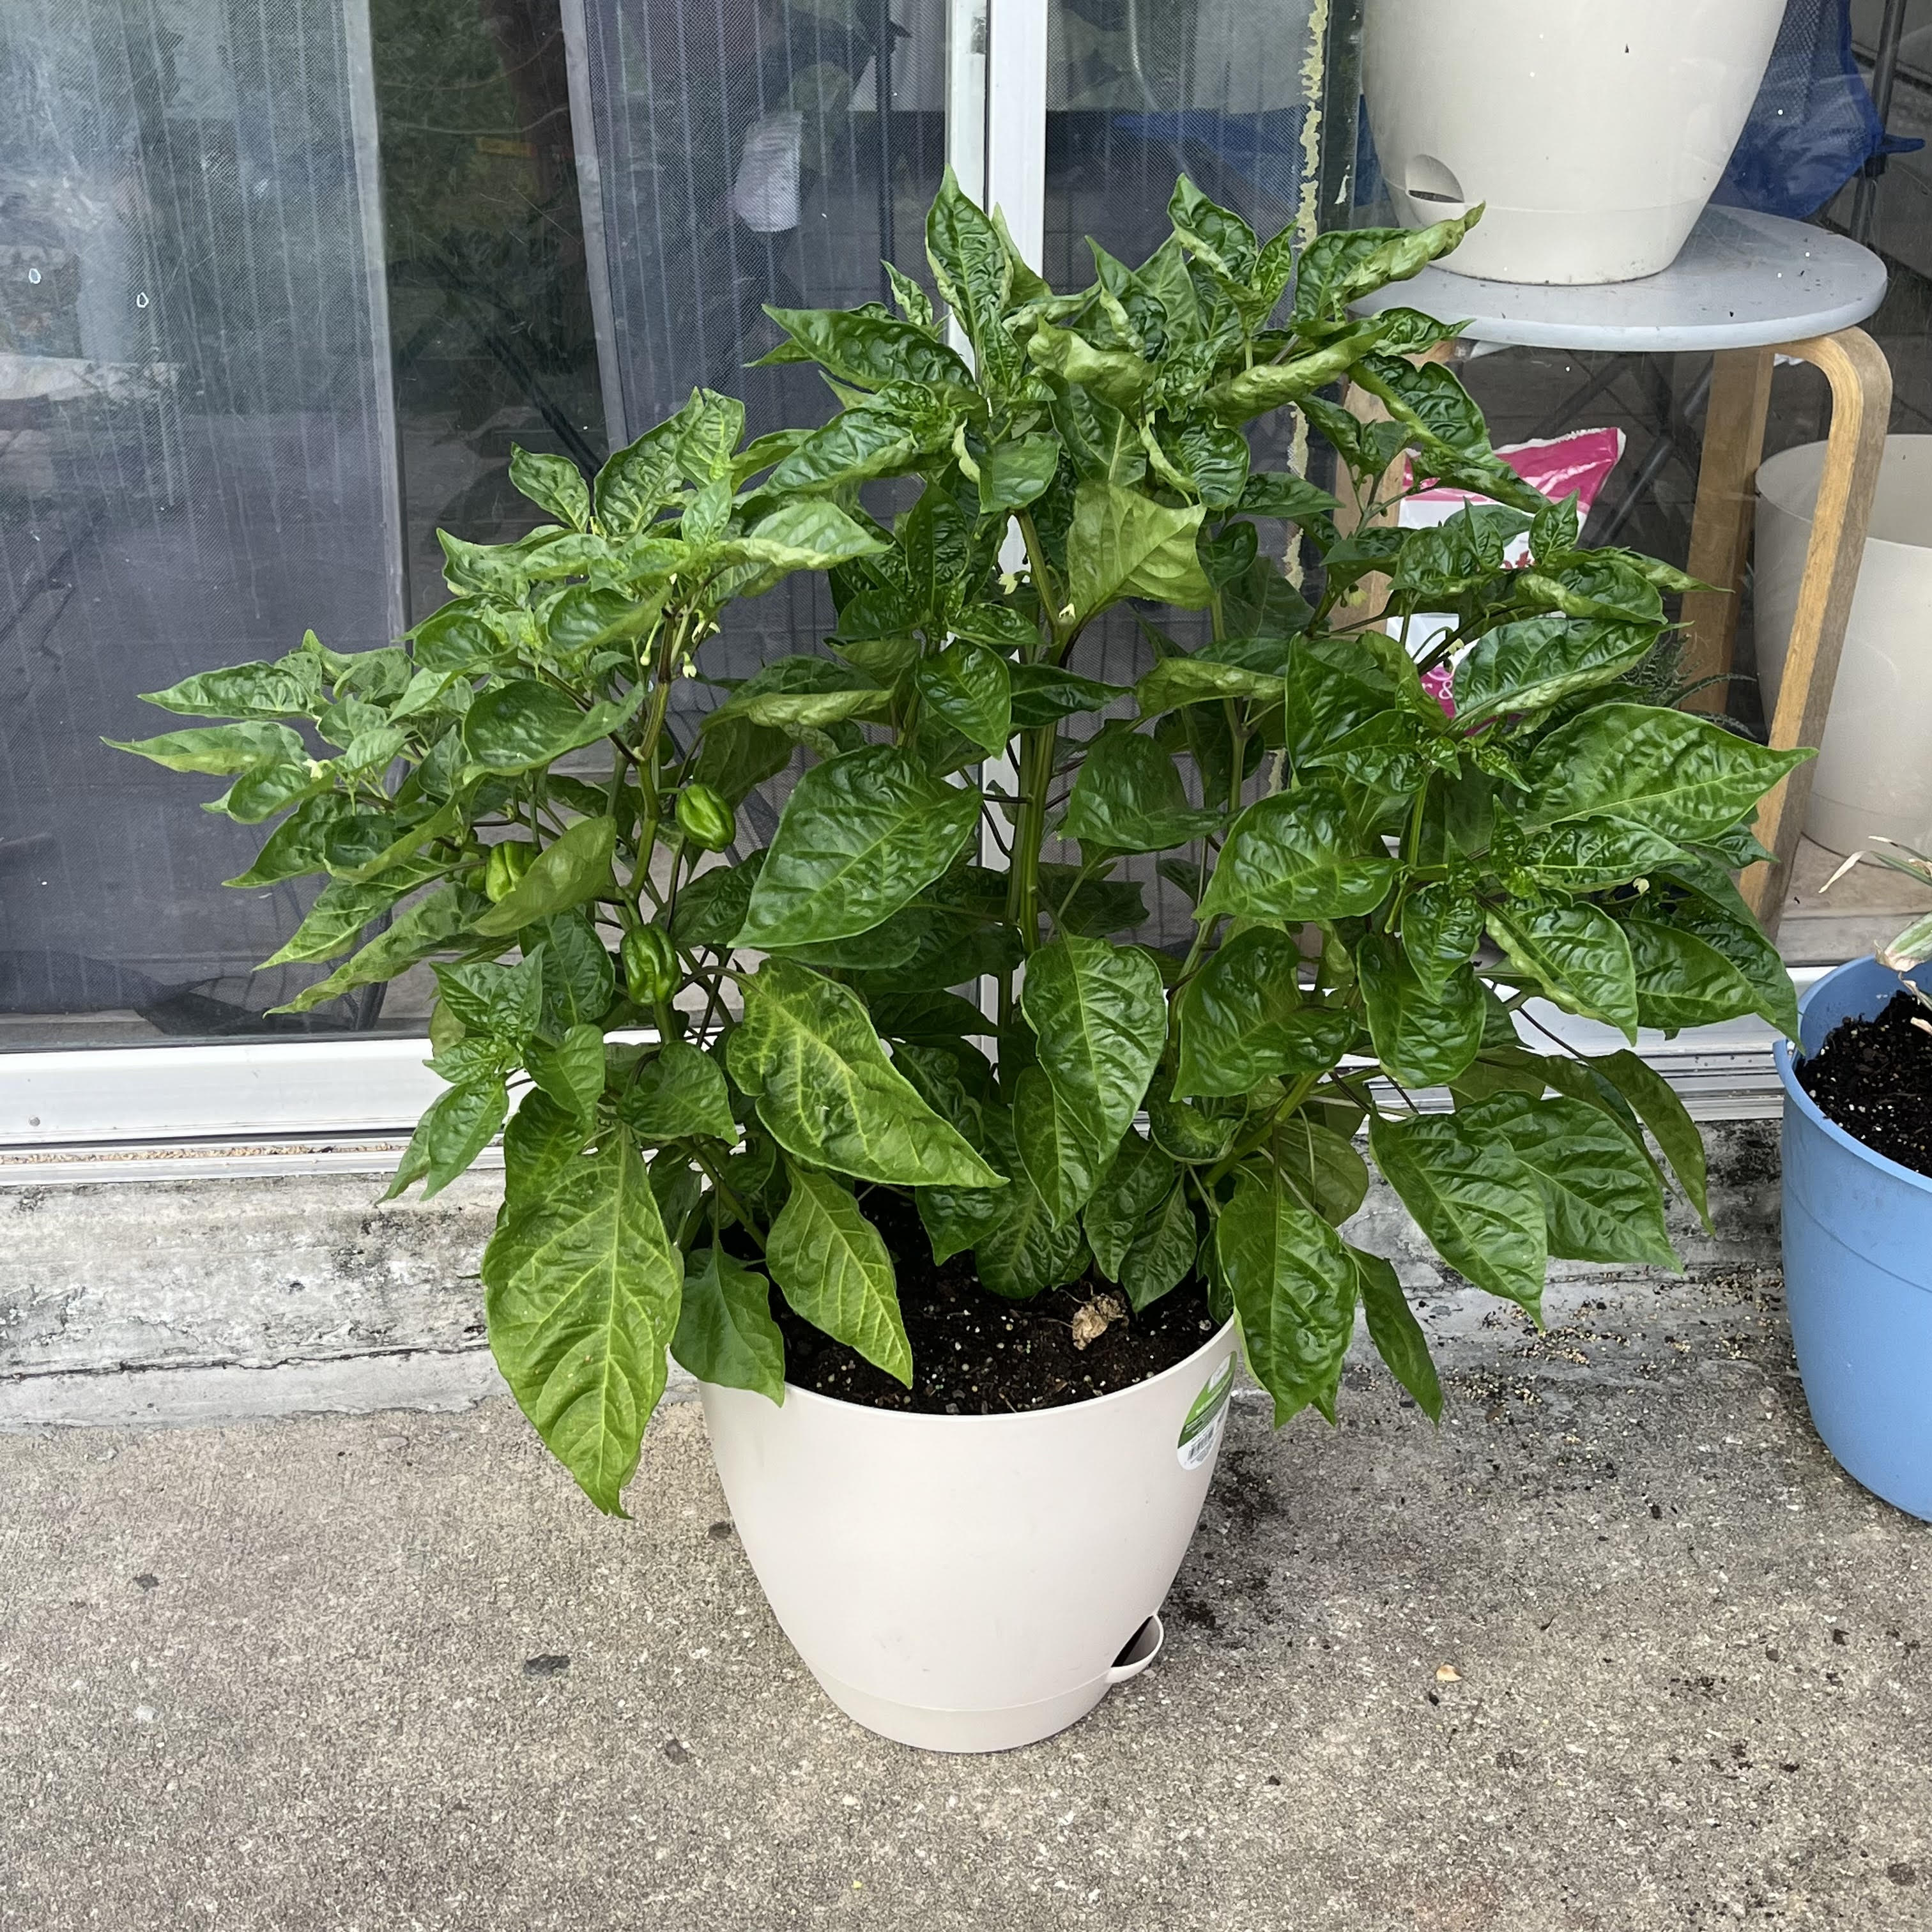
{"left": 1352, "top": 206, "right": 1887, "bottom": 353}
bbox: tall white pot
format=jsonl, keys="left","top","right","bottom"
{"left": 700, "top": 1319, "right": 1238, "bottom": 1752}
{"left": 1363, "top": 0, "right": 1784, "bottom": 285}
{"left": 1755, "top": 436, "right": 1932, "bottom": 857}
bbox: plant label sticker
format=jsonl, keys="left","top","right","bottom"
{"left": 1177, "top": 1357, "right": 1234, "bottom": 1471}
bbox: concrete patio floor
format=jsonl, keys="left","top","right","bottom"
{"left": 3, "top": 1261, "right": 1929, "bottom": 1931}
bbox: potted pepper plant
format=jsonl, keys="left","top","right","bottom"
{"left": 1777, "top": 843, "right": 1932, "bottom": 1519}
{"left": 114, "top": 174, "right": 1805, "bottom": 1751}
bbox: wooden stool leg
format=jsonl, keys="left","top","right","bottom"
{"left": 1742, "top": 326, "right": 1892, "bottom": 928}
{"left": 1679, "top": 348, "right": 1774, "bottom": 713}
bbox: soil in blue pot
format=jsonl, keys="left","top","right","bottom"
{"left": 1796, "top": 991, "right": 1932, "bottom": 1179}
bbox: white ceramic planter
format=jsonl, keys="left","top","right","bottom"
{"left": 1363, "top": 0, "right": 1784, "bottom": 285}
{"left": 700, "top": 1317, "right": 1238, "bottom": 1752}
{"left": 1756, "top": 437, "right": 1932, "bottom": 857}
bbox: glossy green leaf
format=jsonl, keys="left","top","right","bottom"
{"left": 1353, "top": 1247, "right": 1441, "bottom": 1420}
{"left": 1175, "top": 926, "right": 1354, "bottom": 1098}
{"left": 1197, "top": 785, "right": 1397, "bottom": 923}
{"left": 482, "top": 1136, "right": 681, "bottom": 1515}
{"left": 1271, "top": 1114, "right": 1371, "bottom": 1225}
{"left": 461, "top": 680, "right": 641, "bottom": 775}
{"left": 141, "top": 661, "right": 318, "bottom": 723}
{"left": 107, "top": 721, "right": 305, "bottom": 775}
{"left": 1121, "top": 1181, "right": 1198, "bottom": 1311}
{"left": 1368, "top": 1112, "right": 1547, "bottom": 1314}
{"left": 269, "top": 885, "right": 473, "bottom": 1015}
{"left": 765, "top": 384, "right": 954, "bottom": 495}
{"left": 1651, "top": 889, "right": 1800, "bottom": 1036}
{"left": 1013, "top": 1064, "right": 1112, "bottom": 1228}
{"left": 594, "top": 408, "right": 689, "bottom": 535}
{"left": 1067, "top": 481, "right": 1210, "bottom": 621}
{"left": 1557, "top": 1048, "right": 1710, "bottom": 1227}
{"left": 1082, "top": 1130, "right": 1176, "bottom": 1280}
{"left": 501, "top": 1087, "right": 587, "bottom": 1207}
{"left": 671, "top": 1247, "right": 785, "bottom": 1402}
{"left": 1135, "top": 656, "right": 1284, "bottom": 719}
{"left": 1291, "top": 213, "right": 1478, "bottom": 324}
{"left": 474, "top": 816, "right": 616, "bottom": 936}
{"left": 1621, "top": 918, "right": 1761, "bottom": 1031}
{"left": 1217, "top": 1167, "right": 1359, "bottom": 1425}
{"left": 617, "top": 1038, "right": 737, "bottom": 1144}
{"left": 509, "top": 446, "right": 590, "bottom": 530}
{"left": 761, "top": 304, "right": 974, "bottom": 393}
{"left": 1022, "top": 936, "right": 1167, "bottom": 1199}
{"left": 1525, "top": 703, "right": 1811, "bottom": 844}
{"left": 1061, "top": 728, "right": 1222, "bottom": 854}
{"left": 1400, "top": 883, "right": 1485, "bottom": 1000}
{"left": 767, "top": 1165, "right": 912, "bottom": 1384}
{"left": 1007, "top": 664, "right": 1126, "bottom": 728}
{"left": 728, "top": 958, "right": 1004, "bottom": 1187}
{"left": 385, "top": 1077, "right": 508, "bottom": 1200}
{"left": 526, "top": 1023, "right": 608, "bottom": 1123}
{"left": 1452, "top": 617, "right": 1655, "bottom": 724}
{"left": 1358, "top": 936, "right": 1483, "bottom": 1087}
{"left": 1486, "top": 902, "right": 1639, "bottom": 1041}
{"left": 977, "top": 433, "right": 1061, "bottom": 513}
{"left": 433, "top": 947, "right": 545, "bottom": 1043}
{"left": 260, "top": 859, "right": 445, "bottom": 967}
{"left": 914, "top": 641, "right": 1011, "bottom": 755}
{"left": 1462, "top": 1093, "right": 1678, "bottom": 1269}
{"left": 739, "top": 746, "right": 979, "bottom": 949}
{"left": 1525, "top": 816, "right": 1684, "bottom": 894}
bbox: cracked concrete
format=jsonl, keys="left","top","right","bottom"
{"left": 1, "top": 1257, "right": 1928, "bottom": 1931}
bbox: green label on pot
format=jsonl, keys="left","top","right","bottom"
{"left": 1177, "top": 1356, "right": 1234, "bottom": 1471}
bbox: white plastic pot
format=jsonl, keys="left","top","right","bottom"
{"left": 1362, "top": 0, "right": 1784, "bottom": 285}
{"left": 700, "top": 1317, "right": 1238, "bottom": 1752}
{"left": 1755, "top": 436, "right": 1932, "bottom": 857}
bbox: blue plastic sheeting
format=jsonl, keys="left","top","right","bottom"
{"left": 1715, "top": 0, "right": 1921, "bottom": 219}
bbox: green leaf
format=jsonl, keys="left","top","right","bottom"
{"left": 1400, "top": 883, "right": 1485, "bottom": 1000}
{"left": 1486, "top": 902, "right": 1639, "bottom": 1041}
{"left": 473, "top": 816, "right": 617, "bottom": 936}
{"left": 433, "top": 947, "right": 546, "bottom": 1043}
{"left": 1174, "top": 421, "right": 1252, "bottom": 510}
{"left": 617, "top": 1038, "right": 736, "bottom": 1144}
{"left": 1368, "top": 1112, "right": 1548, "bottom": 1314}
{"left": 1525, "top": 816, "right": 1685, "bottom": 894}
{"left": 1524, "top": 703, "right": 1811, "bottom": 844}
{"left": 1169, "top": 175, "right": 1259, "bottom": 280}
{"left": 1120, "top": 1181, "right": 1199, "bottom": 1312}
{"left": 1067, "top": 481, "right": 1210, "bottom": 622}
{"left": 1554, "top": 1048, "right": 1710, "bottom": 1229}
{"left": 969, "top": 1116, "right": 1091, "bottom": 1300}
{"left": 260, "top": 859, "right": 445, "bottom": 967}
{"left": 509, "top": 445, "right": 590, "bottom": 530}
{"left": 526, "top": 1023, "right": 607, "bottom": 1123}
{"left": 482, "top": 1136, "right": 682, "bottom": 1515}
{"left": 141, "top": 661, "right": 319, "bottom": 722}
{"left": 767, "top": 1165, "right": 912, "bottom": 1385}
{"left": 1452, "top": 618, "right": 1656, "bottom": 724}
{"left": 528, "top": 911, "right": 617, "bottom": 1027}
{"left": 1358, "top": 937, "right": 1483, "bottom": 1087}
{"left": 739, "top": 746, "right": 979, "bottom": 949}
{"left": 1022, "top": 936, "right": 1167, "bottom": 1204}
{"left": 1051, "top": 385, "right": 1147, "bottom": 486}
{"left": 545, "top": 583, "right": 668, "bottom": 660}
{"left": 1024, "top": 321, "right": 1155, "bottom": 415}
{"left": 1271, "top": 1114, "right": 1371, "bottom": 1225}
{"left": 1007, "top": 664, "right": 1126, "bottom": 728}
{"left": 1649, "top": 888, "right": 1799, "bottom": 1036}
{"left": 1353, "top": 1247, "right": 1441, "bottom": 1420}
{"left": 671, "top": 1247, "right": 785, "bottom": 1402}
{"left": 1216, "top": 1167, "right": 1359, "bottom": 1425}
{"left": 1083, "top": 1130, "right": 1177, "bottom": 1280}
{"left": 676, "top": 389, "right": 747, "bottom": 482}
{"left": 1621, "top": 918, "right": 1761, "bottom": 1032}
{"left": 977, "top": 433, "right": 1061, "bottom": 513}
{"left": 502, "top": 1087, "right": 587, "bottom": 1207}
{"left": 914, "top": 642, "right": 1011, "bottom": 755}
{"left": 594, "top": 408, "right": 689, "bottom": 535}
{"left": 1061, "top": 727, "right": 1222, "bottom": 854}
{"left": 1197, "top": 785, "right": 1397, "bottom": 923}
{"left": 728, "top": 958, "right": 1004, "bottom": 1188}
{"left": 385, "top": 1077, "right": 508, "bottom": 1200}
{"left": 1239, "top": 472, "right": 1340, "bottom": 525}
{"left": 1013, "top": 1065, "right": 1113, "bottom": 1228}
{"left": 1462, "top": 1093, "right": 1678, "bottom": 1269}
{"left": 269, "top": 885, "right": 473, "bottom": 1015}
{"left": 1135, "top": 656, "right": 1284, "bottom": 719}
{"left": 461, "top": 680, "right": 641, "bottom": 775}
{"left": 761, "top": 303, "right": 975, "bottom": 393}
{"left": 765, "top": 383, "right": 955, "bottom": 496}
{"left": 1175, "top": 927, "right": 1354, "bottom": 1098}
{"left": 106, "top": 721, "right": 305, "bottom": 775}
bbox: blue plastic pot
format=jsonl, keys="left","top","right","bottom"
{"left": 1774, "top": 954, "right": 1932, "bottom": 1519}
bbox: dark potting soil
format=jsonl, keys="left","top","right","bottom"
{"left": 766, "top": 1191, "right": 1221, "bottom": 1416}
{"left": 1796, "top": 990, "right": 1932, "bottom": 1180}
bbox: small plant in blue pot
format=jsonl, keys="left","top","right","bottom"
{"left": 1778, "top": 840, "right": 1932, "bottom": 1518}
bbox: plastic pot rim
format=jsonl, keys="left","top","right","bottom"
{"left": 1774, "top": 959, "right": 1932, "bottom": 1200}
{"left": 751, "top": 1314, "right": 1239, "bottom": 1431}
